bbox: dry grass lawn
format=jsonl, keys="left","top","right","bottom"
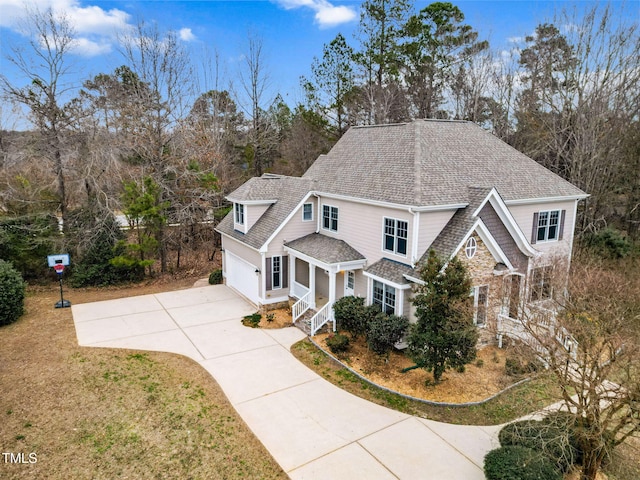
{"left": 0, "top": 277, "right": 285, "bottom": 480}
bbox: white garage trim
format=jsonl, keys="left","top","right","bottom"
{"left": 224, "top": 250, "right": 260, "bottom": 306}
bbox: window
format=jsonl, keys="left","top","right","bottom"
{"left": 272, "top": 256, "right": 281, "bottom": 289}
{"left": 383, "top": 218, "right": 408, "bottom": 255}
{"left": 465, "top": 237, "right": 477, "bottom": 258}
{"left": 536, "top": 210, "right": 560, "bottom": 242}
{"left": 322, "top": 205, "right": 338, "bottom": 232}
{"left": 530, "top": 266, "right": 552, "bottom": 302}
{"left": 373, "top": 280, "right": 396, "bottom": 314}
{"left": 472, "top": 285, "right": 489, "bottom": 326}
{"left": 302, "top": 203, "right": 313, "bottom": 221}
{"left": 266, "top": 256, "right": 288, "bottom": 291}
{"left": 234, "top": 203, "right": 245, "bottom": 225}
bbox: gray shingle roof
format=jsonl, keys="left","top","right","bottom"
{"left": 365, "top": 258, "right": 413, "bottom": 285}
{"left": 304, "top": 120, "right": 587, "bottom": 206}
{"left": 216, "top": 175, "right": 314, "bottom": 249}
{"left": 285, "top": 233, "right": 365, "bottom": 265}
{"left": 426, "top": 186, "right": 492, "bottom": 262}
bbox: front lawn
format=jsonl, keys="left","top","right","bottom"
{"left": 0, "top": 280, "right": 285, "bottom": 479}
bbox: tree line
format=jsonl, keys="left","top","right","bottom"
{"left": 0, "top": 1, "right": 638, "bottom": 283}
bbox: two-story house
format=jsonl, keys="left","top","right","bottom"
{"left": 215, "top": 119, "right": 588, "bottom": 340}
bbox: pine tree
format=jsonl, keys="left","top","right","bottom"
{"left": 407, "top": 250, "right": 478, "bottom": 384}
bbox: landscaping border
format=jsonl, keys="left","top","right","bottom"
{"left": 308, "top": 336, "right": 532, "bottom": 408}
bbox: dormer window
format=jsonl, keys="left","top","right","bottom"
{"left": 234, "top": 203, "right": 245, "bottom": 225}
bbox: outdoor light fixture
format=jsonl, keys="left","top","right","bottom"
{"left": 255, "top": 268, "right": 260, "bottom": 275}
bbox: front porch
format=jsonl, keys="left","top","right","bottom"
{"left": 284, "top": 233, "right": 366, "bottom": 335}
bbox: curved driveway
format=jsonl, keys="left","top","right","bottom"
{"left": 72, "top": 285, "right": 500, "bottom": 479}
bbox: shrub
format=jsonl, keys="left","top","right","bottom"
{"left": 366, "top": 313, "right": 409, "bottom": 355}
{"left": 484, "top": 446, "right": 562, "bottom": 480}
{"left": 505, "top": 356, "right": 541, "bottom": 376}
{"left": 208, "top": 269, "right": 223, "bottom": 285}
{"left": 499, "top": 417, "right": 580, "bottom": 472}
{"left": 582, "top": 227, "right": 633, "bottom": 259}
{"left": 333, "top": 296, "right": 367, "bottom": 339}
{"left": 0, "top": 260, "right": 27, "bottom": 326}
{"left": 326, "top": 333, "right": 350, "bottom": 354}
{"left": 241, "top": 312, "right": 261, "bottom": 328}
{"left": 0, "top": 214, "right": 58, "bottom": 280}
{"left": 70, "top": 215, "right": 145, "bottom": 287}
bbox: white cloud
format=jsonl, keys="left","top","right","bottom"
{"left": 69, "top": 36, "right": 112, "bottom": 56}
{"left": 179, "top": 27, "right": 195, "bottom": 42}
{"left": 0, "top": 0, "right": 195, "bottom": 57}
{"left": 274, "top": 0, "right": 356, "bottom": 28}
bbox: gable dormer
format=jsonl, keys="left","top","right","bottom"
{"left": 232, "top": 200, "right": 276, "bottom": 234}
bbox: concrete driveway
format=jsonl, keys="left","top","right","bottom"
{"left": 72, "top": 285, "right": 500, "bottom": 479}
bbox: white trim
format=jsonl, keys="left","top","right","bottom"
{"left": 283, "top": 245, "right": 366, "bottom": 272}
{"left": 314, "top": 191, "right": 466, "bottom": 212}
{"left": 411, "top": 210, "right": 420, "bottom": 266}
{"left": 472, "top": 284, "right": 489, "bottom": 327}
{"left": 233, "top": 203, "right": 246, "bottom": 233}
{"left": 321, "top": 203, "right": 339, "bottom": 232}
{"left": 451, "top": 219, "right": 515, "bottom": 271}
{"left": 371, "top": 279, "right": 399, "bottom": 315}
{"left": 226, "top": 197, "right": 277, "bottom": 206}
{"left": 302, "top": 202, "right": 314, "bottom": 222}
{"left": 504, "top": 194, "right": 588, "bottom": 206}
{"left": 261, "top": 295, "right": 290, "bottom": 304}
{"left": 534, "top": 209, "right": 562, "bottom": 243}
{"left": 382, "top": 217, "right": 409, "bottom": 258}
{"left": 344, "top": 270, "right": 355, "bottom": 296}
{"left": 271, "top": 255, "right": 282, "bottom": 290}
{"left": 218, "top": 231, "right": 260, "bottom": 252}
{"left": 362, "top": 270, "right": 412, "bottom": 290}
{"left": 474, "top": 188, "right": 537, "bottom": 257}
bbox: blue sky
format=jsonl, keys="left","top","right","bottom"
{"left": 0, "top": 0, "right": 624, "bottom": 128}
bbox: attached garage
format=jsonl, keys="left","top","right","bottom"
{"left": 224, "top": 251, "right": 260, "bottom": 305}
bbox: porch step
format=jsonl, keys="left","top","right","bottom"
{"left": 293, "top": 309, "right": 331, "bottom": 336}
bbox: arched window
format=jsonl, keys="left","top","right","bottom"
{"left": 465, "top": 237, "right": 477, "bottom": 258}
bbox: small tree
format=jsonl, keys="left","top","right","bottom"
{"left": 0, "top": 260, "right": 27, "bottom": 326}
{"left": 117, "top": 176, "right": 169, "bottom": 275}
{"left": 407, "top": 250, "right": 478, "bottom": 384}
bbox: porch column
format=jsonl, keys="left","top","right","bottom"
{"left": 309, "top": 263, "right": 316, "bottom": 309}
{"left": 328, "top": 270, "right": 336, "bottom": 305}
{"left": 289, "top": 253, "right": 296, "bottom": 297}
{"left": 328, "top": 270, "right": 337, "bottom": 332}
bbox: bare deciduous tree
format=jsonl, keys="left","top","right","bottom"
{"left": 1, "top": 7, "right": 79, "bottom": 231}
{"left": 511, "top": 256, "right": 640, "bottom": 480}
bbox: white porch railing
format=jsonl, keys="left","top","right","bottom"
{"left": 497, "top": 313, "right": 578, "bottom": 359}
{"left": 310, "top": 302, "right": 334, "bottom": 336}
{"left": 292, "top": 291, "right": 311, "bottom": 322}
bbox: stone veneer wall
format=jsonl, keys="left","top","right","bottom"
{"left": 456, "top": 234, "right": 505, "bottom": 346}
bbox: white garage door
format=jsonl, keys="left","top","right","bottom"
{"left": 225, "top": 251, "right": 260, "bottom": 305}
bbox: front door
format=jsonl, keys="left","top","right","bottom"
{"left": 344, "top": 270, "right": 355, "bottom": 296}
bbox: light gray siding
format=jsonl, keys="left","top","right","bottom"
{"left": 508, "top": 200, "right": 577, "bottom": 258}
{"left": 317, "top": 196, "right": 414, "bottom": 266}
{"left": 246, "top": 204, "right": 271, "bottom": 231}
{"left": 266, "top": 198, "right": 317, "bottom": 256}
{"left": 417, "top": 209, "right": 456, "bottom": 258}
